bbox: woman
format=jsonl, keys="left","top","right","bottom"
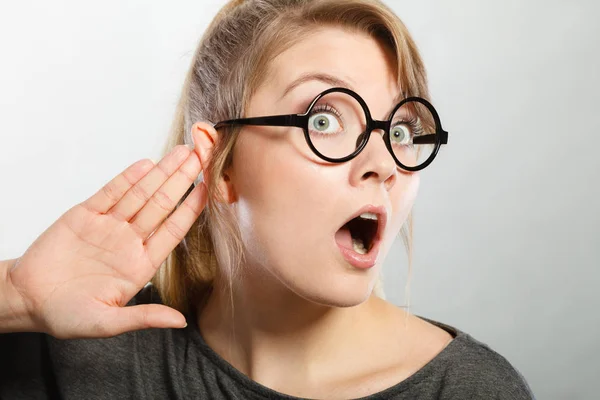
{"left": 0, "top": 0, "right": 535, "bottom": 398}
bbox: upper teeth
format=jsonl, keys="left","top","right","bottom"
{"left": 359, "top": 212, "right": 378, "bottom": 221}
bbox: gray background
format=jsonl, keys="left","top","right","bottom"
{"left": 0, "top": 1, "right": 598, "bottom": 398}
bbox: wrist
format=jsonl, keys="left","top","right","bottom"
{"left": 0, "top": 258, "right": 37, "bottom": 333}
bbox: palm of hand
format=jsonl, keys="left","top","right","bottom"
{"left": 7, "top": 146, "right": 206, "bottom": 338}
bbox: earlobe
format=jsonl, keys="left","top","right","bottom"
{"left": 218, "top": 171, "right": 237, "bottom": 204}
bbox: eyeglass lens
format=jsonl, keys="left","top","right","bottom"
{"left": 306, "top": 91, "right": 438, "bottom": 168}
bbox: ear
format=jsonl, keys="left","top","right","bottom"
{"left": 191, "top": 122, "right": 236, "bottom": 203}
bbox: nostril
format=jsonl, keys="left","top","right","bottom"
{"left": 362, "top": 171, "right": 376, "bottom": 180}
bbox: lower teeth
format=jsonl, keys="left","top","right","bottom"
{"left": 352, "top": 238, "right": 367, "bottom": 254}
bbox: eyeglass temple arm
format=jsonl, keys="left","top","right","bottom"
{"left": 213, "top": 114, "right": 306, "bottom": 130}
{"left": 213, "top": 116, "right": 448, "bottom": 145}
{"left": 413, "top": 130, "right": 448, "bottom": 145}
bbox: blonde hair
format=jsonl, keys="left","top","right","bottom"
{"left": 151, "top": 0, "right": 428, "bottom": 314}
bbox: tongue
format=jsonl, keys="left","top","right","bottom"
{"left": 335, "top": 225, "right": 354, "bottom": 250}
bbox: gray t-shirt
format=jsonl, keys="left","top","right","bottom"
{"left": 0, "top": 286, "right": 535, "bottom": 399}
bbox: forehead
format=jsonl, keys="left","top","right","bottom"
{"left": 262, "top": 27, "right": 400, "bottom": 115}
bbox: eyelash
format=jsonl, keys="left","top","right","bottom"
{"left": 310, "top": 103, "right": 343, "bottom": 120}
{"left": 393, "top": 117, "right": 424, "bottom": 136}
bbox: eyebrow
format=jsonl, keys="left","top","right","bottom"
{"left": 279, "top": 72, "right": 355, "bottom": 100}
{"left": 279, "top": 72, "right": 403, "bottom": 117}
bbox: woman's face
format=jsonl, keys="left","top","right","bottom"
{"left": 227, "top": 27, "right": 419, "bottom": 306}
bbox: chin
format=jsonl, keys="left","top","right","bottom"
{"left": 288, "top": 273, "right": 378, "bottom": 309}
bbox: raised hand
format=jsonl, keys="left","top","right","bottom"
{"left": 4, "top": 143, "right": 206, "bottom": 339}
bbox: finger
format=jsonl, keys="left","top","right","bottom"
{"left": 108, "top": 145, "right": 191, "bottom": 222}
{"left": 130, "top": 151, "right": 202, "bottom": 240}
{"left": 101, "top": 304, "right": 187, "bottom": 337}
{"left": 145, "top": 182, "right": 207, "bottom": 269}
{"left": 82, "top": 159, "right": 155, "bottom": 214}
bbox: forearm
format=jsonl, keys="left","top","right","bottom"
{"left": 0, "top": 258, "right": 34, "bottom": 333}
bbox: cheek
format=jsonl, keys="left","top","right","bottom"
{"left": 388, "top": 172, "right": 420, "bottom": 234}
{"left": 229, "top": 131, "right": 325, "bottom": 262}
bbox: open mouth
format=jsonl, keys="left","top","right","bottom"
{"left": 335, "top": 209, "right": 384, "bottom": 257}
{"left": 343, "top": 213, "right": 378, "bottom": 254}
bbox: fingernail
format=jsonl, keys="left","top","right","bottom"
{"left": 185, "top": 143, "right": 194, "bottom": 151}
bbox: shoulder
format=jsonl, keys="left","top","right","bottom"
{"left": 42, "top": 285, "right": 188, "bottom": 397}
{"left": 418, "top": 316, "right": 536, "bottom": 399}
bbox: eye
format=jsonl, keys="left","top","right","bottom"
{"left": 308, "top": 112, "right": 342, "bottom": 135}
{"left": 390, "top": 123, "right": 412, "bottom": 145}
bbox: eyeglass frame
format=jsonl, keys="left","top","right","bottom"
{"left": 213, "top": 87, "right": 449, "bottom": 172}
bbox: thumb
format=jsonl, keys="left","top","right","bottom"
{"left": 105, "top": 304, "right": 187, "bottom": 336}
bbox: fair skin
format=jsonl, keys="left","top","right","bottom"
{"left": 0, "top": 25, "right": 450, "bottom": 399}
{"left": 194, "top": 27, "right": 452, "bottom": 398}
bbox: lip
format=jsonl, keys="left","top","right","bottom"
{"left": 335, "top": 204, "right": 388, "bottom": 269}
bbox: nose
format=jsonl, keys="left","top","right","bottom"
{"left": 349, "top": 128, "right": 397, "bottom": 191}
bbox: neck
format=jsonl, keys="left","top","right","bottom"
{"left": 196, "top": 263, "right": 392, "bottom": 389}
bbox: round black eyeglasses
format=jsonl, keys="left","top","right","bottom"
{"left": 213, "top": 87, "right": 449, "bottom": 171}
